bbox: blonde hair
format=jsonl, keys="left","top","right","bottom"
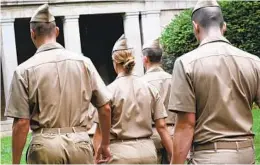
{"left": 112, "top": 49, "right": 135, "bottom": 74}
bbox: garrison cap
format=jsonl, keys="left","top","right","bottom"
{"left": 192, "top": 0, "right": 220, "bottom": 16}
{"left": 30, "top": 4, "right": 55, "bottom": 23}
{"left": 142, "top": 38, "right": 162, "bottom": 51}
{"left": 112, "top": 34, "right": 133, "bottom": 53}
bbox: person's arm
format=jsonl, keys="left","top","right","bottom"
{"left": 155, "top": 118, "right": 173, "bottom": 158}
{"left": 84, "top": 59, "right": 112, "bottom": 163}
{"left": 93, "top": 123, "right": 102, "bottom": 156}
{"left": 171, "top": 112, "right": 195, "bottom": 164}
{"left": 4, "top": 70, "right": 30, "bottom": 164}
{"left": 12, "top": 118, "right": 30, "bottom": 164}
{"left": 95, "top": 104, "right": 112, "bottom": 164}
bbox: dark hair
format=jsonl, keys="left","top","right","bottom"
{"left": 192, "top": 7, "right": 224, "bottom": 30}
{"left": 30, "top": 22, "right": 56, "bottom": 37}
{"left": 142, "top": 48, "right": 162, "bottom": 63}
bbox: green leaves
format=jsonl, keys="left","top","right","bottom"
{"left": 161, "top": 1, "right": 260, "bottom": 73}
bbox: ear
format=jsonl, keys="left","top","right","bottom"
{"left": 192, "top": 21, "right": 200, "bottom": 41}
{"left": 55, "top": 27, "right": 60, "bottom": 38}
{"left": 221, "top": 22, "right": 227, "bottom": 35}
{"left": 30, "top": 29, "right": 36, "bottom": 40}
{"left": 192, "top": 21, "right": 199, "bottom": 34}
{"left": 143, "top": 55, "right": 149, "bottom": 64}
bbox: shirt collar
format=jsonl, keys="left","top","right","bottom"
{"left": 116, "top": 72, "right": 139, "bottom": 79}
{"left": 36, "top": 42, "right": 64, "bottom": 54}
{"left": 199, "top": 35, "right": 231, "bottom": 47}
{"left": 146, "top": 66, "right": 164, "bottom": 74}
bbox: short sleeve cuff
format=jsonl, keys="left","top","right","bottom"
{"left": 94, "top": 97, "right": 111, "bottom": 108}
{"left": 153, "top": 111, "right": 168, "bottom": 121}
{"left": 168, "top": 105, "right": 196, "bottom": 113}
{"left": 4, "top": 109, "right": 30, "bottom": 119}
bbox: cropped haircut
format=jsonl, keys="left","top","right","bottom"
{"left": 30, "top": 21, "right": 56, "bottom": 37}
{"left": 142, "top": 48, "right": 162, "bottom": 63}
{"left": 192, "top": 7, "right": 224, "bottom": 30}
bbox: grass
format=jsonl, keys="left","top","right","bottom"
{"left": 1, "top": 109, "right": 260, "bottom": 164}
{"left": 1, "top": 134, "right": 31, "bottom": 164}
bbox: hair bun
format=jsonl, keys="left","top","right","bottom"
{"left": 123, "top": 58, "right": 135, "bottom": 73}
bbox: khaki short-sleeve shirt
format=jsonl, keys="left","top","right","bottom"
{"left": 5, "top": 43, "right": 111, "bottom": 131}
{"left": 168, "top": 36, "right": 260, "bottom": 144}
{"left": 142, "top": 66, "right": 176, "bottom": 124}
{"left": 108, "top": 73, "right": 167, "bottom": 140}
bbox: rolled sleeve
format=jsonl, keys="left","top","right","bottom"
{"left": 168, "top": 59, "right": 196, "bottom": 113}
{"left": 150, "top": 86, "right": 168, "bottom": 121}
{"left": 5, "top": 70, "right": 30, "bottom": 119}
{"left": 86, "top": 60, "right": 112, "bottom": 108}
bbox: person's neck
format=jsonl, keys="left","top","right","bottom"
{"left": 36, "top": 37, "right": 56, "bottom": 49}
{"left": 199, "top": 27, "right": 223, "bottom": 43}
{"left": 146, "top": 63, "right": 161, "bottom": 71}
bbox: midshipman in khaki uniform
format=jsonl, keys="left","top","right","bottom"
{"left": 93, "top": 35, "right": 173, "bottom": 164}
{"left": 169, "top": 0, "right": 260, "bottom": 164}
{"left": 141, "top": 38, "right": 175, "bottom": 164}
{"left": 5, "top": 4, "right": 112, "bottom": 164}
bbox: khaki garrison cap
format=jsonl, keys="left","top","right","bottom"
{"left": 192, "top": 0, "right": 220, "bottom": 16}
{"left": 30, "top": 4, "right": 55, "bottom": 23}
{"left": 112, "top": 35, "right": 133, "bottom": 53}
{"left": 142, "top": 38, "right": 162, "bottom": 51}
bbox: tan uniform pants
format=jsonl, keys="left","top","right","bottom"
{"left": 189, "top": 146, "right": 255, "bottom": 164}
{"left": 108, "top": 139, "right": 157, "bottom": 164}
{"left": 27, "top": 131, "right": 94, "bottom": 164}
{"left": 151, "top": 125, "right": 175, "bottom": 164}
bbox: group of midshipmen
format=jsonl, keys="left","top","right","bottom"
{"left": 5, "top": 0, "right": 260, "bottom": 164}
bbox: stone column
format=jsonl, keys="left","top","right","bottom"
{"left": 123, "top": 12, "right": 144, "bottom": 76}
{"left": 63, "top": 15, "right": 82, "bottom": 54}
{"left": 141, "top": 10, "right": 161, "bottom": 43}
{"left": 0, "top": 18, "right": 18, "bottom": 101}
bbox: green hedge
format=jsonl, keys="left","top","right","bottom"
{"left": 161, "top": 1, "right": 260, "bottom": 73}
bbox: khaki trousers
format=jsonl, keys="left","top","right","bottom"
{"left": 108, "top": 139, "right": 157, "bottom": 164}
{"left": 27, "top": 131, "right": 94, "bottom": 164}
{"left": 189, "top": 147, "right": 255, "bottom": 164}
{"left": 151, "top": 125, "right": 175, "bottom": 164}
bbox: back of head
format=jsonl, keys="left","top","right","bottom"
{"left": 112, "top": 35, "right": 135, "bottom": 74}
{"left": 142, "top": 38, "right": 163, "bottom": 63}
{"left": 192, "top": 0, "right": 224, "bottom": 31}
{"left": 30, "top": 4, "right": 56, "bottom": 37}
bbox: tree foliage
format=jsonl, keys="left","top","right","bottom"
{"left": 161, "top": 1, "right": 260, "bottom": 73}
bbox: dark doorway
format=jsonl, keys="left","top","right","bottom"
{"left": 79, "top": 14, "right": 124, "bottom": 85}
{"left": 14, "top": 17, "right": 65, "bottom": 65}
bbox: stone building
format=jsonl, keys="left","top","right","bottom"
{"left": 0, "top": 0, "right": 195, "bottom": 137}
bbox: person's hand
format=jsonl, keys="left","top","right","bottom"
{"left": 95, "top": 144, "right": 112, "bottom": 164}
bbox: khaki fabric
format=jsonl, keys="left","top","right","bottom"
{"left": 5, "top": 42, "right": 111, "bottom": 131}
{"left": 142, "top": 38, "right": 161, "bottom": 51}
{"left": 169, "top": 35, "right": 260, "bottom": 144}
{"left": 108, "top": 73, "right": 167, "bottom": 140}
{"left": 192, "top": 0, "right": 220, "bottom": 15}
{"left": 27, "top": 132, "right": 94, "bottom": 164}
{"left": 151, "top": 125, "right": 174, "bottom": 163}
{"left": 86, "top": 104, "right": 97, "bottom": 136}
{"left": 112, "top": 34, "right": 133, "bottom": 53}
{"left": 142, "top": 66, "right": 176, "bottom": 124}
{"left": 189, "top": 147, "right": 255, "bottom": 164}
{"left": 30, "top": 4, "right": 55, "bottom": 23}
{"left": 108, "top": 139, "right": 157, "bottom": 164}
